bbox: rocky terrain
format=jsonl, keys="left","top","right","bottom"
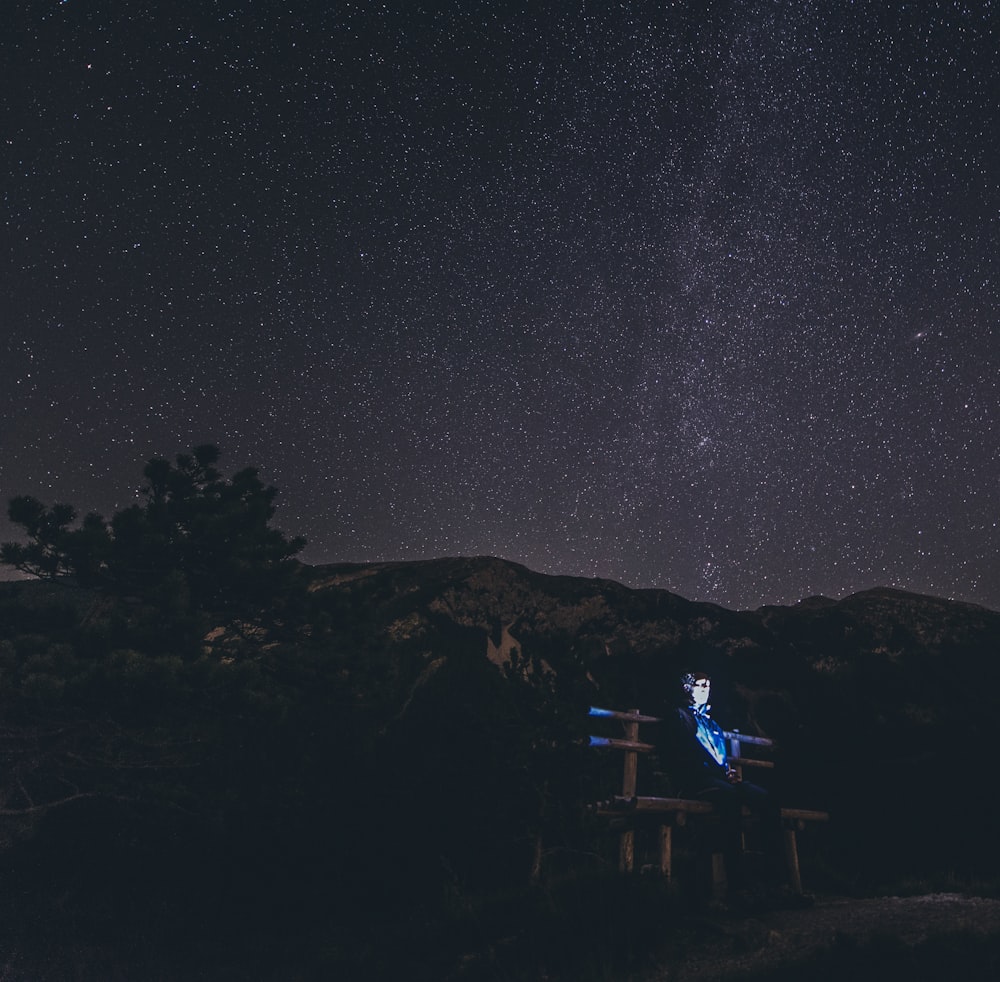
{"left": 664, "top": 893, "right": 1000, "bottom": 980}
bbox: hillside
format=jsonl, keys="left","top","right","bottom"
{"left": 1, "top": 556, "right": 998, "bottom": 979}
{"left": 304, "top": 555, "right": 1000, "bottom": 878}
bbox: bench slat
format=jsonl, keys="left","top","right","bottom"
{"left": 596, "top": 796, "right": 829, "bottom": 824}
{"left": 780, "top": 807, "right": 830, "bottom": 823}
{"left": 588, "top": 736, "right": 655, "bottom": 752}
{"left": 730, "top": 756, "right": 775, "bottom": 769}
{"left": 589, "top": 706, "right": 662, "bottom": 723}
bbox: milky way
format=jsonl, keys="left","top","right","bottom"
{"left": 3, "top": 1, "right": 998, "bottom": 610}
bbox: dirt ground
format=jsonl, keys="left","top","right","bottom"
{"left": 656, "top": 893, "right": 1000, "bottom": 981}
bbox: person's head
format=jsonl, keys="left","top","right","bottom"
{"left": 681, "top": 671, "right": 711, "bottom": 709}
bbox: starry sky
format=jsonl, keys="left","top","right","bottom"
{"left": 3, "top": 1, "right": 998, "bottom": 611}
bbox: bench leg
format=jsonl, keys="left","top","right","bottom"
{"left": 711, "top": 851, "right": 727, "bottom": 902}
{"left": 620, "top": 829, "right": 635, "bottom": 873}
{"left": 659, "top": 823, "right": 672, "bottom": 880}
{"left": 783, "top": 827, "right": 803, "bottom": 895}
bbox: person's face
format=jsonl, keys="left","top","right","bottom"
{"left": 690, "top": 678, "right": 711, "bottom": 709}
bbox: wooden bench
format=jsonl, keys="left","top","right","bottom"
{"left": 588, "top": 706, "right": 829, "bottom": 897}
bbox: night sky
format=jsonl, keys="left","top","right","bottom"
{"left": 3, "top": 1, "right": 998, "bottom": 611}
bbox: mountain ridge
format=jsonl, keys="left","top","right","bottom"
{"left": 312, "top": 554, "right": 998, "bottom": 615}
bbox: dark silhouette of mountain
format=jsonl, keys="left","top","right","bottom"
{"left": 309, "top": 557, "right": 1000, "bottom": 726}
{"left": 311, "top": 556, "right": 1000, "bottom": 663}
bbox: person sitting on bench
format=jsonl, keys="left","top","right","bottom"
{"left": 669, "top": 671, "right": 783, "bottom": 889}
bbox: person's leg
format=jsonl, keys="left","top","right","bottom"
{"left": 696, "top": 780, "right": 745, "bottom": 890}
{"left": 734, "top": 780, "right": 784, "bottom": 883}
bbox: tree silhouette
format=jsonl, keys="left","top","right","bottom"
{"left": 1, "top": 497, "right": 88, "bottom": 580}
{"left": 2, "top": 445, "right": 306, "bottom": 648}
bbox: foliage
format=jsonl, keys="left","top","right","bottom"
{"left": 0, "top": 579, "right": 371, "bottom": 971}
{"left": 2, "top": 445, "right": 306, "bottom": 649}
{"left": 1, "top": 497, "right": 89, "bottom": 580}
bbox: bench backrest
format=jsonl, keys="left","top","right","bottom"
{"left": 588, "top": 705, "right": 776, "bottom": 794}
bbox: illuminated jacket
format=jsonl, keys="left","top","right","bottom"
{"left": 670, "top": 705, "right": 729, "bottom": 792}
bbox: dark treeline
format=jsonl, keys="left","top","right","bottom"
{"left": 1, "top": 448, "right": 998, "bottom": 980}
